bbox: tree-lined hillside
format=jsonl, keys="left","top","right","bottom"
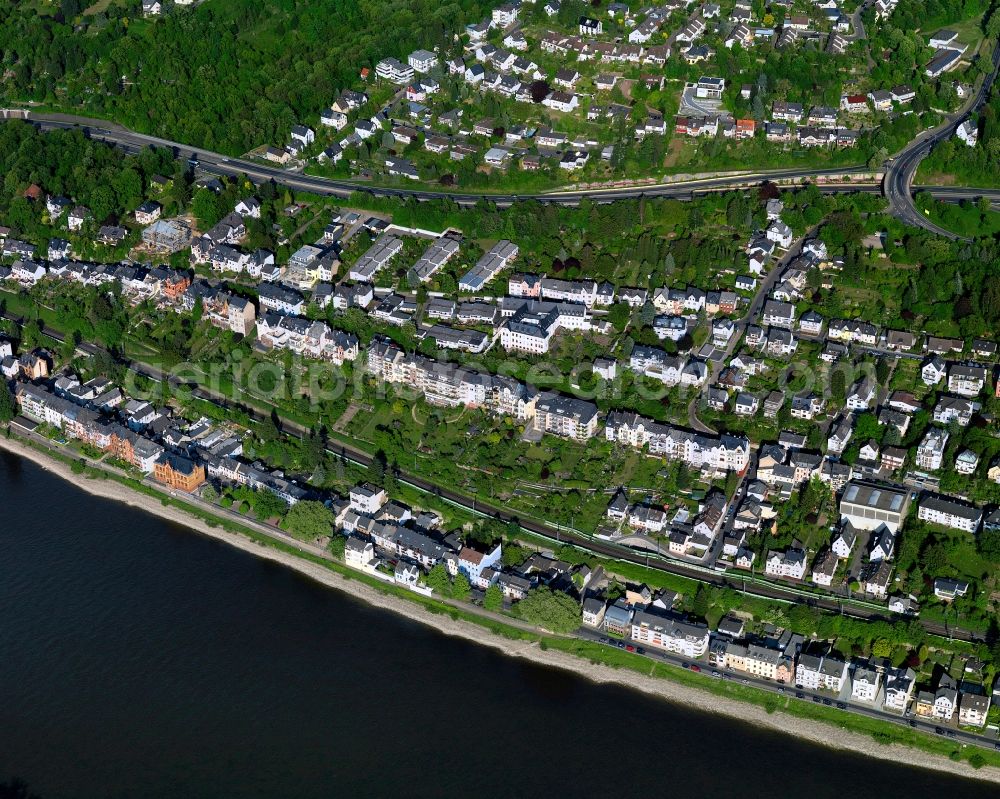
{"left": 0, "top": 0, "right": 489, "bottom": 154}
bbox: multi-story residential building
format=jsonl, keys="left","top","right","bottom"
{"left": 256, "top": 313, "right": 358, "bottom": 364}
{"left": 762, "top": 299, "right": 795, "bottom": 329}
{"left": 883, "top": 667, "right": 916, "bottom": 714}
{"left": 459, "top": 240, "right": 519, "bottom": 291}
{"left": 765, "top": 548, "right": 806, "bottom": 580}
{"left": 348, "top": 234, "right": 404, "bottom": 282}
{"left": 153, "top": 453, "right": 206, "bottom": 492}
{"left": 915, "top": 684, "right": 958, "bottom": 721}
{"left": 948, "top": 363, "right": 989, "bottom": 397}
{"left": 958, "top": 693, "right": 991, "bottom": 727}
{"left": 344, "top": 537, "right": 376, "bottom": 570}
{"left": 367, "top": 338, "right": 537, "bottom": 422}
{"left": 933, "top": 395, "right": 974, "bottom": 426}
{"left": 533, "top": 393, "right": 599, "bottom": 441}
{"left": 582, "top": 598, "right": 607, "bottom": 628}
{"left": 500, "top": 303, "right": 561, "bottom": 354}
{"left": 724, "top": 643, "right": 789, "bottom": 681}
{"left": 916, "top": 428, "right": 949, "bottom": 470}
{"left": 850, "top": 663, "right": 881, "bottom": 703}
{"left": 450, "top": 543, "right": 502, "bottom": 589}
{"left": 917, "top": 493, "right": 983, "bottom": 533}
{"left": 258, "top": 283, "right": 306, "bottom": 316}
{"left": 375, "top": 57, "right": 415, "bottom": 84}
{"left": 605, "top": 411, "right": 750, "bottom": 473}
{"left": 795, "top": 654, "right": 848, "bottom": 692}
{"left": 630, "top": 611, "right": 709, "bottom": 658}
{"left": 408, "top": 49, "right": 438, "bottom": 73}
{"left": 412, "top": 237, "right": 460, "bottom": 283}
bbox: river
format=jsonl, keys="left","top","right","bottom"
{"left": 0, "top": 451, "right": 984, "bottom": 798}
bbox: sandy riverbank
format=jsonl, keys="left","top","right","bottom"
{"left": 2, "top": 434, "right": 998, "bottom": 785}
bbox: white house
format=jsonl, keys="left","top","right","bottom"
{"left": 451, "top": 543, "right": 502, "bottom": 589}
{"left": 766, "top": 220, "right": 793, "bottom": 248}
{"left": 765, "top": 549, "right": 806, "bottom": 580}
{"left": 349, "top": 483, "right": 387, "bottom": 515}
{"left": 408, "top": 49, "right": 438, "bottom": 74}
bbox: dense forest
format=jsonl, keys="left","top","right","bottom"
{"left": 0, "top": 0, "right": 489, "bottom": 154}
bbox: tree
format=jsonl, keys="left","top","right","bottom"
{"left": 608, "top": 302, "right": 631, "bottom": 332}
{"left": 452, "top": 572, "right": 472, "bottom": 601}
{"left": 283, "top": 500, "right": 334, "bottom": 540}
{"left": 513, "top": 587, "right": 581, "bottom": 633}
{"left": 252, "top": 489, "right": 287, "bottom": 522}
{"left": 529, "top": 80, "right": 551, "bottom": 103}
{"left": 501, "top": 542, "right": 526, "bottom": 567}
{"left": 690, "top": 584, "right": 710, "bottom": 618}
{"left": 875, "top": 358, "right": 891, "bottom": 385}
{"left": 0, "top": 381, "right": 16, "bottom": 424}
{"left": 368, "top": 449, "right": 388, "bottom": 486}
{"left": 921, "top": 541, "right": 948, "bottom": 576}
{"left": 426, "top": 563, "right": 451, "bottom": 595}
{"left": 483, "top": 583, "right": 504, "bottom": 612}
{"left": 977, "top": 528, "right": 1000, "bottom": 561}
{"left": 872, "top": 637, "right": 893, "bottom": 658}
{"left": 854, "top": 412, "right": 881, "bottom": 443}
{"left": 329, "top": 534, "right": 346, "bottom": 559}
{"left": 191, "top": 187, "right": 222, "bottom": 229}
{"left": 829, "top": 368, "right": 847, "bottom": 402}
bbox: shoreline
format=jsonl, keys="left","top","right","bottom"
{"left": 2, "top": 434, "right": 998, "bottom": 785}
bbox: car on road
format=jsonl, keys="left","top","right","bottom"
{"left": 908, "top": 720, "right": 917, "bottom": 727}
{"left": 823, "top": 699, "right": 832, "bottom": 706}
{"left": 796, "top": 692, "right": 805, "bottom": 699}
{"left": 934, "top": 727, "right": 945, "bottom": 736}
{"left": 690, "top": 664, "right": 701, "bottom": 672}
{"left": 712, "top": 671, "right": 722, "bottom": 679}
{"left": 616, "top": 641, "right": 625, "bottom": 649}
{"left": 599, "top": 637, "right": 608, "bottom": 644}
{"left": 742, "top": 679, "right": 751, "bottom": 685}
{"left": 836, "top": 702, "right": 847, "bottom": 710}
{"left": 946, "top": 731, "right": 957, "bottom": 739}
{"left": 625, "top": 644, "right": 635, "bottom": 652}
{"left": 812, "top": 696, "right": 822, "bottom": 703}
{"left": 637, "top": 647, "right": 645, "bottom": 655}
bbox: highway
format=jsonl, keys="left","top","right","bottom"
{"left": 11, "top": 112, "right": 1000, "bottom": 211}
{"left": 884, "top": 36, "right": 1000, "bottom": 239}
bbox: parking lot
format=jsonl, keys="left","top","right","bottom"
{"left": 679, "top": 84, "right": 724, "bottom": 117}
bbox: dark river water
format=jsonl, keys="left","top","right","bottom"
{"left": 0, "top": 450, "right": 986, "bottom": 798}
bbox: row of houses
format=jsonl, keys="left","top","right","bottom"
{"left": 605, "top": 410, "right": 751, "bottom": 475}
{"left": 12, "top": 377, "right": 323, "bottom": 508}
{"left": 583, "top": 593, "right": 992, "bottom": 724}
